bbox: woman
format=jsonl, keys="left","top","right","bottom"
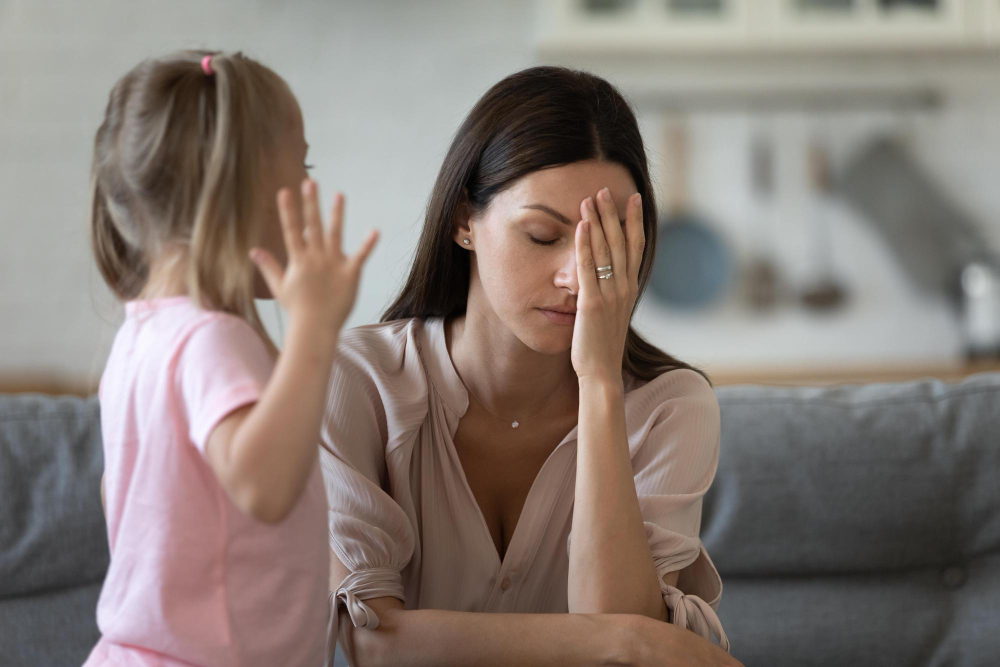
{"left": 319, "top": 66, "right": 740, "bottom": 667}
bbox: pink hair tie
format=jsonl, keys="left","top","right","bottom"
{"left": 201, "top": 55, "right": 214, "bottom": 76}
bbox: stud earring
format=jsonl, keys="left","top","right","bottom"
{"left": 462, "top": 239, "right": 470, "bottom": 245}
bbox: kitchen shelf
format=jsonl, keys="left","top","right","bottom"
{"left": 709, "top": 361, "right": 1000, "bottom": 386}
{"left": 627, "top": 85, "right": 942, "bottom": 112}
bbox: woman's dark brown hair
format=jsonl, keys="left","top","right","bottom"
{"left": 381, "top": 65, "right": 705, "bottom": 383}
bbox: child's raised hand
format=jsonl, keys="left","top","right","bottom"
{"left": 250, "top": 179, "right": 379, "bottom": 332}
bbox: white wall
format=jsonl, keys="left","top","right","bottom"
{"left": 0, "top": 0, "right": 535, "bottom": 388}
{"left": 2, "top": 0, "right": 999, "bottom": 389}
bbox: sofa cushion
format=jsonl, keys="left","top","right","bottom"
{"left": 716, "top": 553, "right": 1000, "bottom": 667}
{"left": 0, "top": 581, "right": 102, "bottom": 667}
{"left": 0, "top": 393, "right": 108, "bottom": 599}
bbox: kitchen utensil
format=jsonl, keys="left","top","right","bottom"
{"left": 958, "top": 259, "right": 1000, "bottom": 360}
{"left": 839, "top": 136, "right": 987, "bottom": 295}
{"left": 649, "top": 118, "right": 732, "bottom": 310}
{"left": 801, "top": 137, "right": 848, "bottom": 311}
{"left": 744, "top": 129, "right": 782, "bottom": 312}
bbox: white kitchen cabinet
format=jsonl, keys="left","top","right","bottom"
{"left": 987, "top": 0, "right": 1000, "bottom": 43}
{"left": 536, "top": 0, "right": 754, "bottom": 53}
{"left": 536, "top": 0, "right": 998, "bottom": 53}
{"left": 767, "top": 0, "right": 970, "bottom": 50}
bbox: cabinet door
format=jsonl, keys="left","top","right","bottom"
{"left": 537, "top": 0, "right": 753, "bottom": 53}
{"left": 768, "top": 0, "right": 969, "bottom": 49}
{"left": 988, "top": 0, "right": 1000, "bottom": 44}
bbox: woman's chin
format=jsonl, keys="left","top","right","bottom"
{"left": 523, "top": 320, "right": 573, "bottom": 355}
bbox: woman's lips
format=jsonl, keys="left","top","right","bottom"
{"left": 539, "top": 308, "right": 576, "bottom": 325}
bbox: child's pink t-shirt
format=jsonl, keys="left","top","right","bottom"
{"left": 85, "top": 296, "right": 329, "bottom": 667}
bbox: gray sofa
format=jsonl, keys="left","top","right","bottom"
{"left": 2, "top": 373, "right": 998, "bottom": 666}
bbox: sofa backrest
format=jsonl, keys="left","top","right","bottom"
{"left": 0, "top": 393, "right": 108, "bottom": 598}
{"left": 4, "top": 373, "right": 999, "bottom": 666}
{"left": 706, "top": 372, "right": 1000, "bottom": 666}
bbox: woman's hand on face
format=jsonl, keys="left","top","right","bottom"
{"left": 250, "top": 179, "right": 379, "bottom": 331}
{"left": 570, "top": 187, "right": 645, "bottom": 383}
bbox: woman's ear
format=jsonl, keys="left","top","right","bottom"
{"left": 452, "top": 192, "right": 474, "bottom": 248}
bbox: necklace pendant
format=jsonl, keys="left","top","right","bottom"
{"left": 511, "top": 421, "right": 519, "bottom": 428}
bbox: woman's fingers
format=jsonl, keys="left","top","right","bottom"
{"left": 301, "top": 179, "right": 325, "bottom": 249}
{"left": 594, "top": 187, "right": 627, "bottom": 291}
{"left": 276, "top": 187, "right": 305, "bottom": 257}
{"left": 575, "top": 218, "right": 598, "bottom": 298}
{"left": 625, "top": 192, "right": 644, "bottom": 287}
{"left": 580, "top": 197, "right": 612, "bottom": 287}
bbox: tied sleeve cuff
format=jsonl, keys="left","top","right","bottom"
{"left": 326, "top": 568, "right": 406, "bottom": 667}
{"left": 334, "top": 567, "right": 406, "bottom": 631}
{"left": 660, "top": 581, "right": 731, "bottom": 653}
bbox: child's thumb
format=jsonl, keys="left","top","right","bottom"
{"left": 249, "top": 248, "right": 283, "bottom": 297}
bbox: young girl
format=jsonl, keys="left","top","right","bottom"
{"left": 85, "top": 50, "right": 378, "bottom": 666}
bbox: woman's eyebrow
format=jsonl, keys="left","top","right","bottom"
{"left": 521, "top": 204, "right": 572, "bottom": 226}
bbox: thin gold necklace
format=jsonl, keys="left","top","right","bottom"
{"left": 464, "top": 378, "right": 573, "bottom": 429}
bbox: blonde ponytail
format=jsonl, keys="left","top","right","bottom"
{"left": 89, "top": 49, "right": 294, "bottom": 350}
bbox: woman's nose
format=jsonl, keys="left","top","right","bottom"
{"left": 554, "top": 249, "right": 579, "bottom": 295}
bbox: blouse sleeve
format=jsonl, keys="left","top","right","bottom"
{"left": 319, "top": 334, "right": 416, "bottom": 661}
{"left": 620, "top": 369, "right": 731, "bottom": 651}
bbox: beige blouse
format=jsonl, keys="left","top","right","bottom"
{"left": 319, "top": 316, "right": 729, "bottom": 659}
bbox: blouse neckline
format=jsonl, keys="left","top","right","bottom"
{"left": 421, "top": 316, "right": 579, "bottom": 447}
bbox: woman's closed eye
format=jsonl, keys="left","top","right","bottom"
{"left": 530, "top": 235, "right": 559, "bottom": 246}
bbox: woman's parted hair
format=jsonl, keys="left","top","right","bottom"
{"left": 90, "top": 49, "right": 294, "bottom": 348}
{"left": 381, "top": 65, "right": 705, "bottom": 383}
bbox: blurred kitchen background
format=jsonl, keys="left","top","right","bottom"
{"left": 2, "top": 0, "right": 1000, "bottom": 392}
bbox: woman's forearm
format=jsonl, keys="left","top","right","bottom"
{"left": 569, "top": 375, "right": 666, "bottom": 620}
{"left": 343, "top": 601, "right": 634, "bottom": 667}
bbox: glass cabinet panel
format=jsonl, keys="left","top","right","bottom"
{"left": 537, "top": 0, "right": 988, "bottom": 53}
{"left": 988, "top": 0, "right": 1000, "bottom": 44}
{"left": 772, "top": 0, "right": 967, "bottom": 47}
{"left": 539, "top": 0, "right": 751, "bottom": 50}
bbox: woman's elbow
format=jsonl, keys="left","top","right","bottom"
{"left": 341, "top": 605, "right": 403, "bottom": 667}
{"left": 347, "top": 627, "right": 388, "bottom": 667}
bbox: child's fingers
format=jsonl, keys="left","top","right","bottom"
{"left": 349, "top": 229, "right": 380, "bottom": 271}
{"left": 300, "top": 179, "right": 324, "bottom": 249}
{"left": 277, "top": 188, "right": 305, "bottom": 257}
{"left": 327, "top": 192, "right": 345, "bottom": 256}
{"left": 249, "top": 248, "right": 284, "bottom": 297}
